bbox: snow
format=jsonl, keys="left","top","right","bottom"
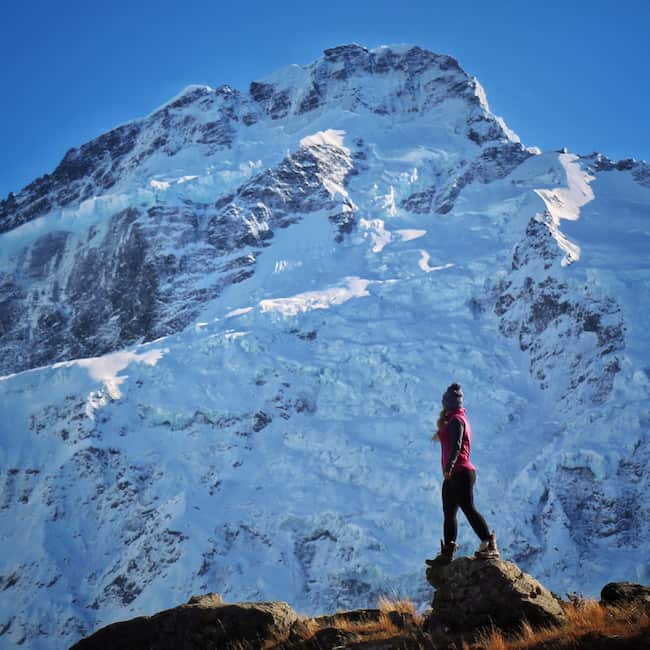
{"left": 176, "top": 175, "right": 198, "bottom": 184}
{"left": 535, "top": 153, "right": 595, "bottom": 223}
{"left": 371, "top": 44, "right": 417, "bottom": 55}
{"left": 53, "top": 348, "right": 168, "bottom": 401}
{"left": 226, "top": 307, "right": 254, "bottom": 319}
{"left": 471, "top": 77, "right": 491, "bottom": 112}
{"left": 149, "top": 179, "right": 171, "bottom": 190}
{"left": 359, "top": 218, "right": 392, "bottom": 253}
{"left": 300, "top": 129, "right": 349, "bottom": 153}
{"left": 223, "top": 330, "right": 249, "bottom": 341}
{"left": 381, "top": 186, "right": 398, "bottom": 216}
{"left": 147, "top": 84, "right": 214, "bottom": 117}
{"left": 259, "top": 277, "right": 371, "bottom": 316}
{"left": 396, "top": 229, "right": 426, "bottom": 242}
{"left": 495, "top": 115, "right": 521, "bottom": 144}
{"left": 532, "top": 153, "right": 597, "bottom": 265}
{"left": 418, "top": 250, "right": 453, "bottom": 273}
{"left": 0, "top": 192, "right": 138, "bottom": 266}
{"left": 255, "top": 62, "right": 311, "bottom": 91}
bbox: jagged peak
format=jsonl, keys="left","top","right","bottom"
{"left": 371, "top": 43, "right": 417, "bottom": 54}
{"left": 148, "top": 84, "right": 215, "bottom": 116}
{"left": 1, "top": 43, "right": 521, "bottom": 234}
{"left": 578, "top": 151, "right": 650, "bottom": 187}
{"left": 215, "top": 83, "right": 238, "bottom": 96}
{"left": 323, "top": 42, "right": 370, "bottom": 61}
{"left": 323, "top": 42, "right": 464, "bottom": 70}
{"left": 254, "top": 43, "right": 465, "bottom": 85}
{"left": 580, "top": 151, "right": 643, "bottom": 169}
{"left": 245, "top": 42, "right": 515, "bottom": 141}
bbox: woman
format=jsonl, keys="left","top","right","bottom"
{"left": 426, "top": 382, "right": 499, "bottom": 565}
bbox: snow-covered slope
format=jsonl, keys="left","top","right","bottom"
{"left": 1, "top": 44, "right": 649, "bottom": 648}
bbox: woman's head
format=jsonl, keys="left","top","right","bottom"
{"left": 442, "top": 382, "right": 464, "bottom": 410}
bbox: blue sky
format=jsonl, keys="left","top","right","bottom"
{"left": 1, "top": 0, "right": 648, "bottom": 198}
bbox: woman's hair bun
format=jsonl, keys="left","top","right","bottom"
{"left": 442, "top": 383, "right": 464, "bottom": 409}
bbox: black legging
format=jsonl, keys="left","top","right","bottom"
{"left": 442, "top": 469, "right": 490, "bottom": 545}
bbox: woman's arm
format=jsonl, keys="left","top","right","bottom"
{"left": 444, "top": 418, "right": 464, "bottom": 474}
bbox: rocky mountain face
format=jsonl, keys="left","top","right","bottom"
{"left": 0, "top": 44, "right": 520, "bottom": 376}
{"left": 1, "top": 44, "right": 649, "bottom": 649}
{"left": 0, "top": 137, "right": 355, "bottom": 374}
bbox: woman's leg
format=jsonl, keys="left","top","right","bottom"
{"left": 456, "top": 470, "right": 491, "bottom": 541}
{"left": 442, "top": 477, "right": 460, "bottom": 545}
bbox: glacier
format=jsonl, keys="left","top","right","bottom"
{"left": 0, "top": 44, "right": 649, "bottom": 648}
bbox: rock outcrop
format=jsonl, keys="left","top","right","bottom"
{"left": 69, "top": 565, "right": 650, "bottom": 649}
{"left": 601, "top": 582, "right": 650, "bottom": 607}
{"left": 71, "top": 597, "right": 431, "bottom": 650}
{"left": 71, "top": 594, "right": 297, "bottom": 650}
{"left": 425, "top": 556, "right": 566, "bottom": 635}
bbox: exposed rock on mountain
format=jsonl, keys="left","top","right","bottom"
{"left": 71, "top": 595, "right": 297, "bottom": 650}
{"left": 0, "top": 138, "right": 354, "bottom": 375}
{"left": 492, "top": 219, "right": 625, "bottom": 404}
{"left": 601, "top": 582, "right": 650, "bottom": 607}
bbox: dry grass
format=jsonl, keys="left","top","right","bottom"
{"left": 334, "top": 611, "right": 399, "bottom": 638}
{"left": 335, "top": 614, "right": 399, "bottom": 638}
{"left": 296, "top": 596, "right": 420, "bottom": 644}
{"left": 378, "top": 595, "right": 420, "bottom": 622}
{"left": 471, "top": 599, "right": 650, "bottom": 649}
{"left": 297, "top": 616, "right": 321, "bottom": 638}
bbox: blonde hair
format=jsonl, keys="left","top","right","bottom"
{"left": 435, "top": 408, "right": 448, "bottom": 433}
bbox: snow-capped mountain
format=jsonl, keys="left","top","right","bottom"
{"left": 1, "top": 44, "right": 649, "bottom": 648}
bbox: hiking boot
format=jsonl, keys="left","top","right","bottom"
{"left": 475, "top": 531, "right": 499, "bottom": 559}
{"left": 425, "top": 540, "right": 457, "bottom": 566}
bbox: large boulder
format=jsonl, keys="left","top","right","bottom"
{"left": 425, "top": 556, "right": 566, "bottom": 635}
{"left": 601, "top": 582, "right": 650, "bottom": 607}
{"left": 71, "top": 594, "right": 298, "bottom": 649}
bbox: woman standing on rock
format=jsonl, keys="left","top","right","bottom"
{"left": 426, "top": 383, "right": 499, "bottom": 565}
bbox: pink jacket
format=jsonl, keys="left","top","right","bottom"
{"left": 439, "top": 408, "right": 476, "bottom": 475}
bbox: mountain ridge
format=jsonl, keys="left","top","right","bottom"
{"left": 0, "top": 44, "right": 518, "bottom": 235}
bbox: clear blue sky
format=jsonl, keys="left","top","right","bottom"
{"left": 1, "top": 0, "right": 648, "bottom": 199}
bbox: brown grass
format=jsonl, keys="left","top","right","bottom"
{"left": 296, "top": 596, "right": 420, "bottom": 644}
{"left": 378, "top": 595, "right": 420, "bottom": 622}
{"left": 471, "top": 599, "right": 650, "bottom": 649}
{"left": 334, "top": 605, "right": 399, "bottom": 638}
{"left": 297, "top": 616, "right": 321, "bottom": 638}
{"left": 335, "top": 613, "right": 399, "bottom": 638}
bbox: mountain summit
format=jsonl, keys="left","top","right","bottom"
{"left": 0, "top": 43, "right": 529, "bottom": 376}
{"left": 0, "top": 45, "right": 649, "bottom": 649}
{"left": 0, "top": 44, "right": 516, "bottom": 236}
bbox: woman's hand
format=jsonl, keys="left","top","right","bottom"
{"left": 444, "top": 471, "right": 452, "bottom": 480}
